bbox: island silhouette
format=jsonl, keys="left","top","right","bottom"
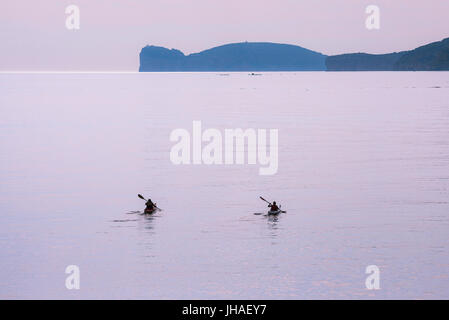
{"left": 139, "top": 38, "right": 449, "bottom": 72}
{"left": 139, "top": 42, "right": 327, "bottom": 72}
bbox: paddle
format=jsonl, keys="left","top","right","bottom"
{"left": 138, "top": 194, "right": 162, "bottom": 211}
{"left": 260, "top": 196, "right": 286, "bottom": 213}
{"left": 259, "top": 196, "right": 271, "bottom": 205}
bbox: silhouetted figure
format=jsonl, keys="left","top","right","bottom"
{"left": 145, "top": 199, "right": 156, "bottom": 211}
{"left": 268, "top": 201, "right": 280, "bottom": 211}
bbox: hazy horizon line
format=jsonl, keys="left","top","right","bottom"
{"left": 2, "top": 36, "right": 448, "bottom": 73}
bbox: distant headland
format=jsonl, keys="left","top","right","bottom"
{"left": 139, "top": 38, "right": 449, "bottom": 72}
{"left": 139, "top": 42, "right": 327, "bottom": 72}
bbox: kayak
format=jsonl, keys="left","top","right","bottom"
{"left": 268, "top": 209, "right": 282, "bottom": 215}
{"left": 144, "top": 207, "right": 157, "bottom": 214}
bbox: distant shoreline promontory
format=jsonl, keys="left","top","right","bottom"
{"left": 139, "top": 38, "right": 449, "bottom": 72}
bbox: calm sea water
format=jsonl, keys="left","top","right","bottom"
{"left": 0, "top": 72, "right": 448, "bottom": 299}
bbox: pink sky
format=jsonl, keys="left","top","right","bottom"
{"left": 1, "top": 0, "right": 448, "bottom": 71}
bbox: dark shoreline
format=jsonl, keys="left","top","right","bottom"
{"left": 139, "top": 37, "right": 449, "bottom": 72}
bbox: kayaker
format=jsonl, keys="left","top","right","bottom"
{"left": 145, "top": 198, "right": 156, "bottom": 210}
{"left": 268, "top": 201, "right": 280, "bottom": 211}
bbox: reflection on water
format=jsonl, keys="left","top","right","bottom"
{"left": 141, "top": 212, "right": 163, "bottom": 231}
{"left": 267, "top": 215, "right": 280, "bottom": 224}
{"left": 115, "top": 210, "right": 164, "bottom": 232}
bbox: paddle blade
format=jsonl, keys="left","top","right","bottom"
{"left": 138, "top": 194, "right": 146, "bottom": 200}
{"left": 259, "top": 196, "right": 270, "bottom": 204}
